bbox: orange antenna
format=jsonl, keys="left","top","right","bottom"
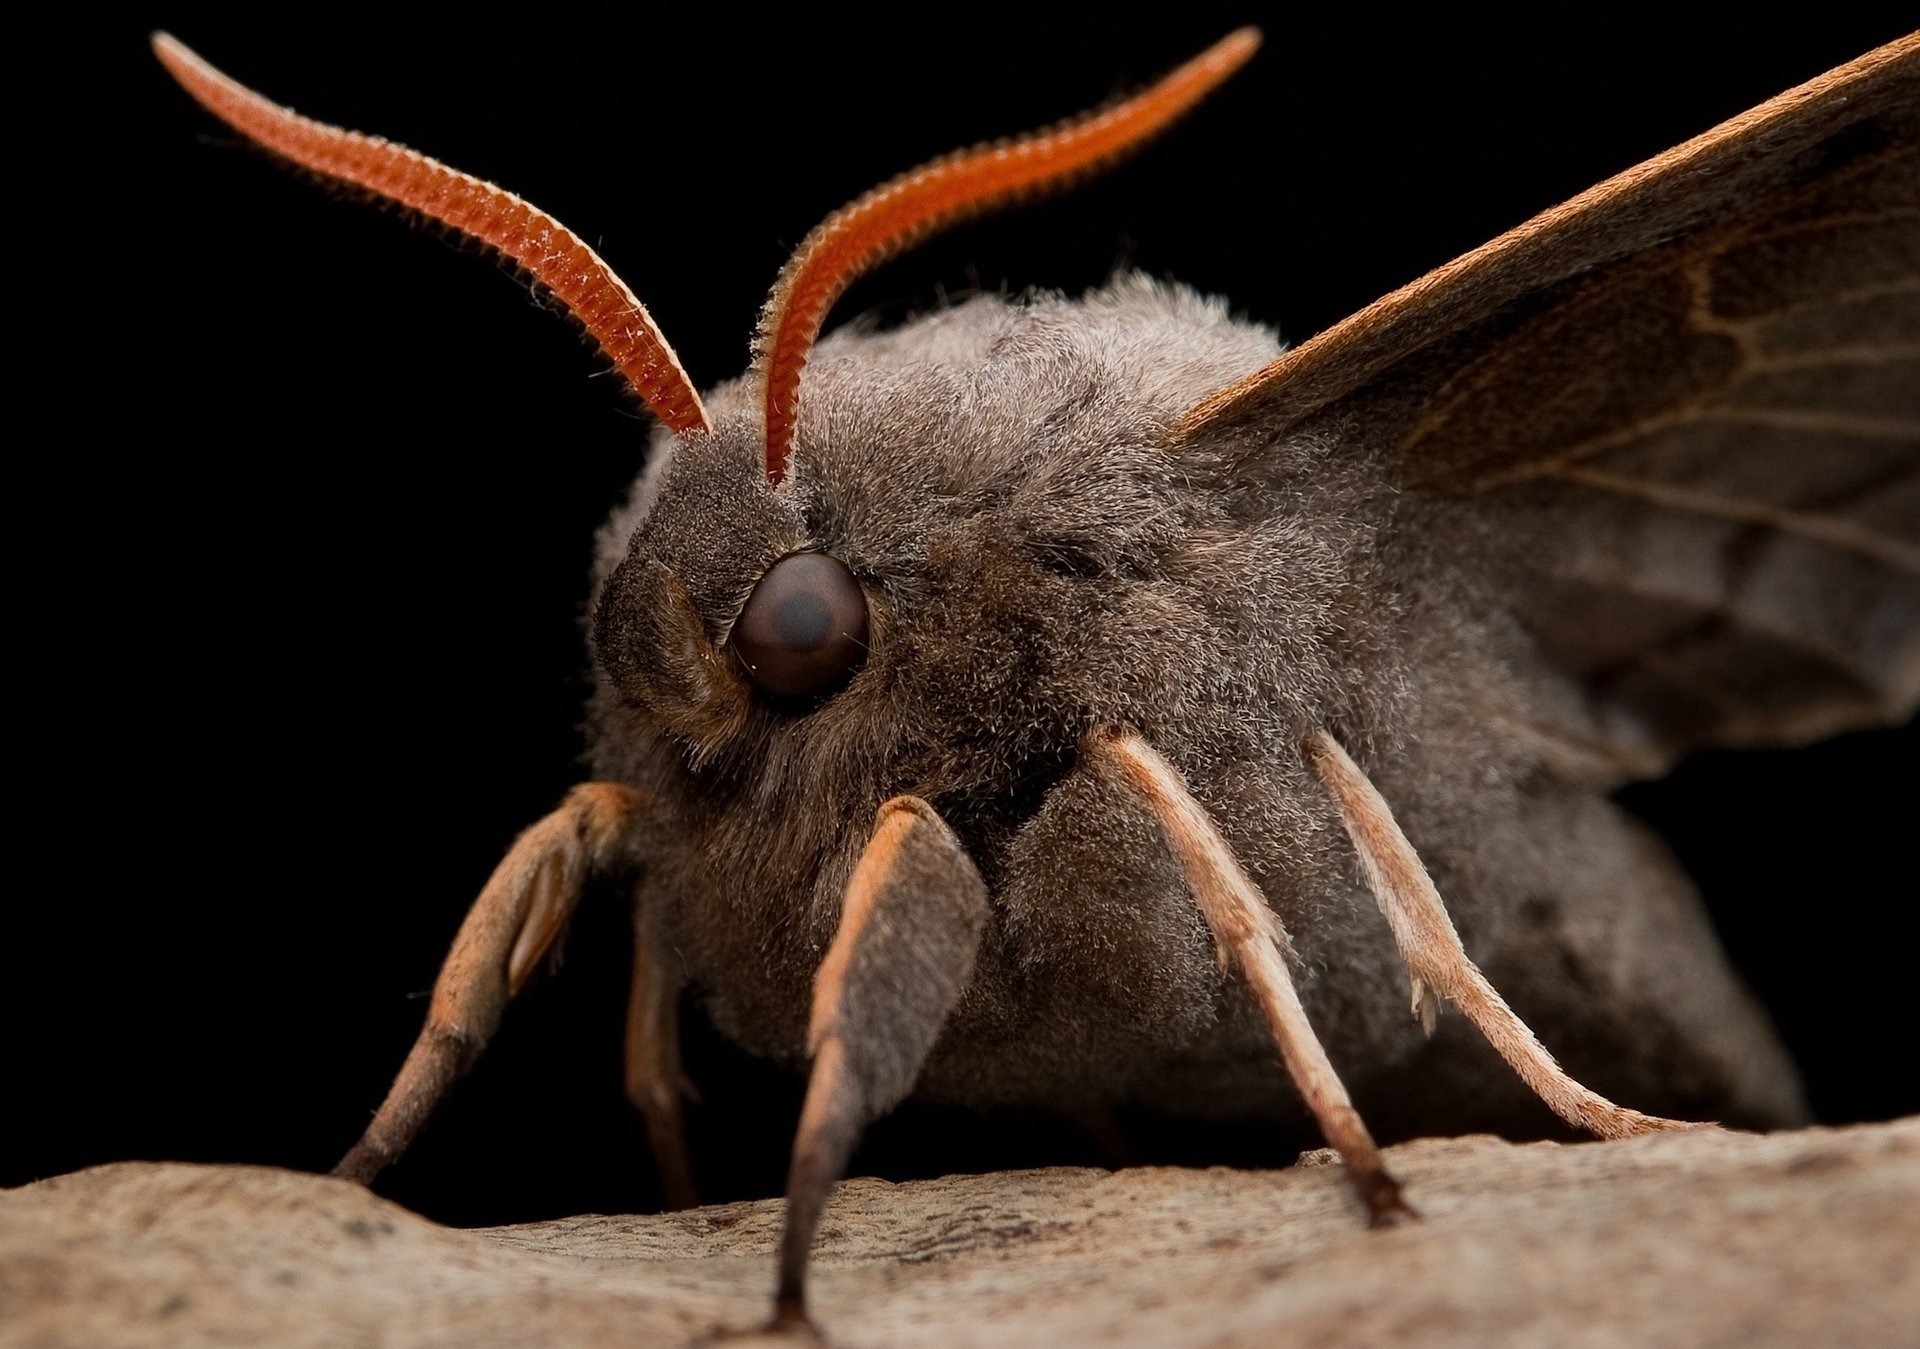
{"left": 752, "top": 28, "right": 1261, "bottom": 485}
{"left": 153, "top": 34, "right": 712, "bottom": 437}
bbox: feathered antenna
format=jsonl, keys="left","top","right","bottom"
{"left": 152, "top": 34, "right": 711, "bottom": 437}
{"left": 751, "top": 28, "right": 1262, "bottom": 486}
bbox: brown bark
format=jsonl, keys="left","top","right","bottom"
{"left": 5, "top": 1120, "right": 1915, "bottom": 1348}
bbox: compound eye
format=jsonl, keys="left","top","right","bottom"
{"left": 731, "top": 552, "right": 869, "bottom": 700}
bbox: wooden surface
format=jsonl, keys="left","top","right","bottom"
{"left": 5, "top": 1119, "right": 1916, "bottom": 1347}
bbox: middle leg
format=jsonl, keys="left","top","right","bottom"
{"left": 625, "top": 904, "right": 699, "bottom": 1211}
{"left": 1086, "top": 726, "right": 1414, "bottom": 1224}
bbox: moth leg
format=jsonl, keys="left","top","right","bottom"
{"left": 771, "top": 796, "right": 989, "bottom": 1331}
{"left": 1087, "top": 727, "right": 1412, "bottom": 1225}
{"left": 1307, "top": 730, "right": 1693, "bottom": 1139}
{"left": 334, "top": 782, "right": 654, "bottom": 1183}
{"left": 625, "top": 904, "right": 699, "bottom": 1210}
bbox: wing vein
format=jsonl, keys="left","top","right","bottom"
{"left": 1750, "top": 345, "right": 1920, "bottom": 370}
{"left": 1555, "top": 464, "right": 1920, "bottom": 570}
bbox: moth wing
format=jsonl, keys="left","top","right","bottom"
{"left": 1186, "top": 34, "right": 1919, "bottom": 780}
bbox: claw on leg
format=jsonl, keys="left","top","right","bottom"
{"left": 1307, "top": 729, "right": 1697, "bottom": 1140}
{"left": 333, "top": 782, "right": 652, "bottom": 1184}
{"left": 771, "top": 796, "right": 989, "bottom": 1327}
{"left": 1088, "top": 727, "right": 1415, "bottom": 1225}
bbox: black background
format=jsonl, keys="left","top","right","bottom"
{"left": 14, "top": 9, "right": 1916, "bottom": 1226}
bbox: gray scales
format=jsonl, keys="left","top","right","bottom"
{"left": 153, "top": 27, "right": 1918, "bottom": 1338}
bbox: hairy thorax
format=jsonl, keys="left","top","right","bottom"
{"left": 583, "top": 278, "right": 1692, "bottom": 1124}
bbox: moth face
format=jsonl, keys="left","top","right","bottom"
{"left": 589, "top": 279, "right": 1390, "bottom": 847}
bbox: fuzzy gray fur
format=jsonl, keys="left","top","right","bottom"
{"left": 587, "top": 276, "right": 1805, "bottom": 1141}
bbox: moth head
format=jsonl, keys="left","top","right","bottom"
{"left": 564, "top": 30, "right": 1268, "bottom": 760}
{"left": 153, "top": 29, "right": 1311, "bottom": 799}
{"left": 591, "top": 277, "right": 1295, "bottom": 765}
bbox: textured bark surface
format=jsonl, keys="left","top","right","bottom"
{"left": 5, "top": 1119, "right": 1916, "bottom": 1348}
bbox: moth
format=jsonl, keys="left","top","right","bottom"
{"left": 156, "top": 25, "right": 1918, "bottom": 1336}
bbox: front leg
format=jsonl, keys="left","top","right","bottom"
{"left": 771, "top": 796, "right": 990, "bottom": 1332}
{"left": 333, "top": 782, "right": 678, "bottom": 1185}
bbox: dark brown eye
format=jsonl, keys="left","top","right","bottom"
{"left": 731, "top": 552, "right": 869, "bottom": 700}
